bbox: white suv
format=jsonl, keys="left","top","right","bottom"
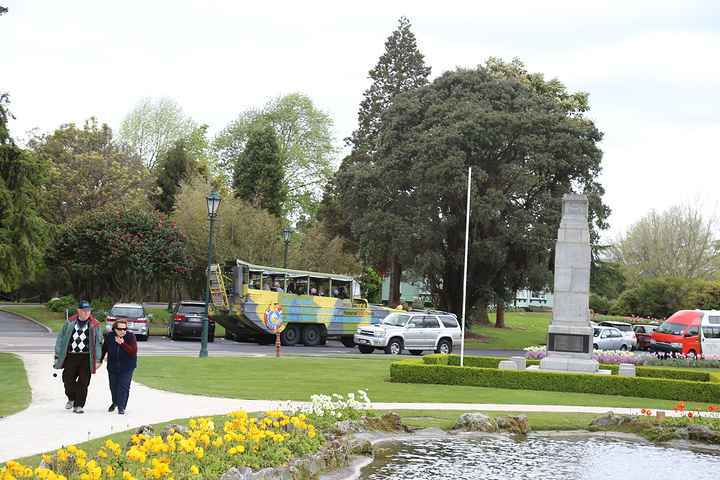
{"left": 105, "top": 303, "right": 153, "bottom": 341}
{"left": 354, "top": 310, "right": 461, "bottom": 355}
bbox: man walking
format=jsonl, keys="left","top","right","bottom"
{"left": 53, "top": 300, "right": 103, "bottom": 413}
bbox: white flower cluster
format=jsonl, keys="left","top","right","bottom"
{"left": 279, "top": 390, "right": 373, "bottom": 419}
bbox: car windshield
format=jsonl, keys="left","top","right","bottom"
{"left": 657, "top": 321, "right": 688, "bottom": 336}
{"left": 381, "top": 313, "right": 409, "bottom": 327}
{"left": 593, "top": 328, "right": 602, "bottom": 337}
{"left": 112, "top": 307, "right": 143, "bottom": 318}
{"left": 180, "top": 305, "right": 206, "bottom": 315}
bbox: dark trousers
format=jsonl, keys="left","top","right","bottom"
{"left": 62, "top": 353, "right": 92, "bottom": 407}
{"left": 108, "top": 369, "right": 134, "bottom": 410}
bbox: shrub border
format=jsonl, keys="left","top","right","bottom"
{"left": 389, "top": 355, "right": 720, "bottom": 403}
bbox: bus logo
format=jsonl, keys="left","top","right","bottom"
{"left": 264, "top": 304, "right": 285, "bottom": 330}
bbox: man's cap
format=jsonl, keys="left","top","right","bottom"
{"left": 78, "top": 300, "right": 93, "bottom": 310}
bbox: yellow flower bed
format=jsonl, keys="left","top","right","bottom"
{"left": 1, "top": 410, "right": 324, "bottom": 480}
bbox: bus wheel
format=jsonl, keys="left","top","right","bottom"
{"left": 340, "top": 337, "right": 356, "bottom": 348}
{"left": 280, "top": 324, "right": 300, "bottom": 346}
{"left": 301, "top": 325, "right": 321, "bottom": 346}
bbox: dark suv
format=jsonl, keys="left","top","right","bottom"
{"left": 167, "top": 301, "right": 215, "bottom": 342}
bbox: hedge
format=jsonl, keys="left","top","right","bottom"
{"left": 390, "top": 356, "right": 720, "bottom": 403}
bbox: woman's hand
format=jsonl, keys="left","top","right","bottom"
{"left": 114, "top": 335, "right": 124, "bottom": 345}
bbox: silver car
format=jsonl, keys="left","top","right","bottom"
{"left": 105, "top": 303, "right": 153, "bottom": 341}
{"left": 593, "top": 326, "right": 632, "bottom": 351}
{"left": 354, "top": 310, "right": 461, "bottom": 355}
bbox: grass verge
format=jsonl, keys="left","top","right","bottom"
{"left": 0, "top": 353, "right": 31, "bottom": 416}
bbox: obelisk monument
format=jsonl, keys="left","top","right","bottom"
{"left": 539, "top": 194, "right": 602, "bottom": 374}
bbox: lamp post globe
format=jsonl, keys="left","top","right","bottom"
{"left": 283, "top": 226, "right": 293, "bottom": 269}
{"left": 201, "top": 191, "right": 222, "bottom": 358}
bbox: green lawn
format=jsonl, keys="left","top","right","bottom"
{"left": 0, "top": 353, "right": 31, "bottom": 416}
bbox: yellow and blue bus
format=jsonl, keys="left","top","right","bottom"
{"left": 209, "top": 260, "right": 394, "bottom": 346}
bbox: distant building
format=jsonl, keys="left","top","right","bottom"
{"left": 380, "top": 277, "right": 430, "bottom": 305}
{"left": 513, "top": 289, "right": 553, "bottom": 311}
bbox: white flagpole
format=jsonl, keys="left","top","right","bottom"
{"left": 460, "top": 166, "right": 471, "bottom": 367}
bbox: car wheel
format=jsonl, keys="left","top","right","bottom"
{"left": 384, "top": 338, "right": 402, "bottom": 355}
{"left": 170, "top": 327, "right": 177, "bottom": 341}
{"left": 167, "top": 324, "right": 172, "bottom": 338}
{"left": 358, "top": 345, "right": 374, "bottom": 354}
{"left": 620, "top": 344, "right": 627, "bottom": 351}
{"left": 593, "top": 344, "right": 598, "bottom": 350}
{"left": 301, "top": 325, "right": 321, "bottom": 346}
{"left": 688, "top": 349, "right": 697, "bottom": 356}
{"left": 340, "top": 336, "right": 356, "bottom": 348}
{"left": 435, "top": 339, "right": 452, "bottom": 355}
{"left": 208, "top": 334, "right": 214, "bottom": 343}
{"left": 280, "top": 324, "right": 300, "bottom": 346}
{"left": 409, "top": 350, "right": 423, "bottom": 355}
{"left": 139, "top": 334, "right": 148, "bottom": 342}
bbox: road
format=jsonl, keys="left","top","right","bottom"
{"left": 0, "top": 307, "right": 524, "bottom": 359}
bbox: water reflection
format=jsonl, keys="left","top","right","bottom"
{"left": 358, "top": 435, "right": 720, "bottom": 479}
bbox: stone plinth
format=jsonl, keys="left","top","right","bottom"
{"left": 539, "top": 194, "right": 599, "bottom": 374}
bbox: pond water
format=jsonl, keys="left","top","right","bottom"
{"left": 357, "top": 435, "right": 720, "bottom": 480}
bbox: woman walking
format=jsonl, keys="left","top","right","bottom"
{"left": 101, "top": 319, "right": 138, "bottom": 414}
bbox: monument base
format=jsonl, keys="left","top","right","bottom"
{"left": 535, "top": 354, "right": 609, "bottom": 375}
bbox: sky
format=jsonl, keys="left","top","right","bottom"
{"left": 2, "top": 0, "right": 719, "bottom": 242}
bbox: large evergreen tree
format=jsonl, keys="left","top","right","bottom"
{"left": 335, "top": 16, "right": 431, "bottom": 308}
{"left": 345, "top": 16, "right": 432, "bottom": 162}
{"left": 0, "top": 92, "right": 49, "bottom": 291}
{"left": 232, "top": 124, "right": 285, "bottom": 218}
{"left": 338, "top": 63, "right": 608, "bottom": 323}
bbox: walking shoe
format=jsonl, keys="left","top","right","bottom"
{"left": 108, "top": 404, "right": 117, "bottom": 412}
{"left": 73, "top": 406, "right": 84, "bottom": 414}
{"left": 65, "top": 401, "right": 74, "bottom": 410}
{"left": 118, "top": 408, "right": 125, "bottom": 415}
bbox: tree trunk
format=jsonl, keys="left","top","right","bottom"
{"left": 387, "top": 256, "right": 402, "bottom": 308}
{"left": 495, "top": 298, "right": 506, "bottom": 328}
{"left": 166, "top": 278, "right": 175, "bottom": 311}
{"left": 477, "top": 300, "right": 491, "bottom": 325}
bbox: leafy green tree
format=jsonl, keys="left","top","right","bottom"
{"left": 44, "top": 204, "right": 191, "bottom": 301}
{"left": 0, "top": 92, "right": 49, "bottom": 291}
{"left": 612, "top": 203, "right": 720, "bottom": 284}
{"left": 358, "top": 266, "right": 383, "bottom": 303}
{"left": 118, "top": 96, "right": 199, "bottom": 170}
{"left": 232, "top": 124, "right": 285, "bottom": 218}
{"left": 338, "top": 63, "right": 607, "bottom": 323}
{"left": 609, "top": 277, "right": 688, "bottom": 320}
{"left": 336, "top": 16, "right": 431, "bottom": 308}
{"left": 213, "top": 93, "right": 337, "bottom": 219}
{"left": 28, "top": 118, "right": 153, "bottom": 226}
{"left": 685, "top": 281, "right": 720, "bottom": 310}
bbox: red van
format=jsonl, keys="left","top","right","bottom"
{"left": 649, "top": 310, "right": 701, "bottom": 356}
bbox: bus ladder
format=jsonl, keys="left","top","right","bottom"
{"left": 208, "top": 264, "right": 229, "bottom": 310}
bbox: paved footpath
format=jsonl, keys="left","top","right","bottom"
{"left": 0, "top": 308, "right": 669, "bottom": 465}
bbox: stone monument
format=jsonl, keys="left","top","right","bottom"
{"left": 538, "top": 194, "right": 604, "bottom": 374}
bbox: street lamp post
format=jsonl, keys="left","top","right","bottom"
{"left": 201, "top": 191, "right": 222, "bottom": 358}
{"left": 282, "top": 226, "right": 293, "bottom": 269}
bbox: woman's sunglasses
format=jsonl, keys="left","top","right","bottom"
{"left": 116, "top": 327, "right": 128, "bottom": 331}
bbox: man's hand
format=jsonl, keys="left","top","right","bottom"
{"left": 94, "top": 361, "right": 102, "bottom": 371}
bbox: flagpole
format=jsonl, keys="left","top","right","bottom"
{"left": 460, "top": 166, "right": 471, "bottom": 366}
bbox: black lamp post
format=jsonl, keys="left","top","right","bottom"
{"left": 282, "top": 226, "right": 293, "bottom": 269}
{"left": 200, "top": 191, "right": 222, "bottom": 358}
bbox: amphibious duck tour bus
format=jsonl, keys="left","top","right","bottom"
{"left": 207, "top": 260, "right": 394, "bottom": 346}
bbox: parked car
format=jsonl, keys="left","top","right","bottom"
{"left": 353, "top": 310, "right": 461, "bottom": 355}
{"left": 593, "top": 326, "right": 632, "bottom": 351}
{"left": 633, "top": 324, "right": 657, "bottom": 350}
{"left": 598, "top": 321, "right": 637, "bottom": 349}
{"left": 104, "top": 303, "right": 152, "bottom": 341}
{"left": 167, "top": 300, "right": 215, "bottom": 342}
{"left": 650, "top": 310, "right": 701, "bottom": 356}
